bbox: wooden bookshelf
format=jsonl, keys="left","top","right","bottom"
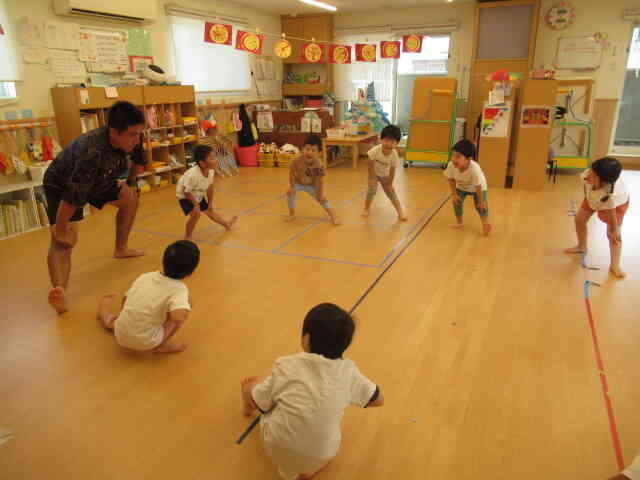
{"left": 51, "top": 86, "right": 199, "bottom": 193}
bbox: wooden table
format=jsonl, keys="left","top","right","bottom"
{"left": 322, "top": 133, "right": 378, "bottom": 168}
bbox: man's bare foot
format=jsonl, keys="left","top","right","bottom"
{"left": 285, "top": 215, "right": 296, "bottom": 223}
{"left": 565, "top": 246, "right": 587, "bottom": 254}
{"left": 226, "top": 216, "right": 238, "bottom": 230}
{"left": 451, "top": 223, "right": 464, "bottom": 229}
{"left": 610, "top": 266, "right": 627, "bottom": 279}
{"left": 97, "top": 294, "right": 118, "bottom": 331}
{"left": 361, "top": 210, "right": 369, "bottom": 218}
{"left": 153, "top": 340, "right": 187, "bottom": 354}
{"left": 48, "top": 287, "right": 68, "bottom": 314}
{"left": 114, "top": 248, "right": 146, "bottom": 259}
{"left": 241, "top": 377, "right": 259, "bottom": 417}
{"left": 483, "top": 223, "right": 492, "bottom": 236}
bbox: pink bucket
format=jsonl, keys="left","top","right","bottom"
{"left": 234, "top": 144, "right": 259, "bottom": 167}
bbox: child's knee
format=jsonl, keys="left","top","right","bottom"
{"left": 190, "top": 209, "right": 201, "bottom": 219}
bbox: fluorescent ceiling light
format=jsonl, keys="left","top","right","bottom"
{"left": 300, "top": 0, "right": 337, "bottom": 12}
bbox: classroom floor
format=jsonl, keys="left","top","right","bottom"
{"left": 0, "top": 164, "right": 639, "bottom": 480}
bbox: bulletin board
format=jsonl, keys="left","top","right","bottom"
{"left": 16, "top": 17, "right": 153, "bottom": 85}
{"left": 554, "top": 36, "right": 602, "bottom": 70}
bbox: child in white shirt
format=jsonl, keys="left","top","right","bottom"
{"left": 176, "top": 144, "right": 237, "bottom": 240}
{"left": 97, "top": 240, "right": 199, "bottom": 354}
{"left": 362, "top": 125, "right": 407, "bottom": 221}
{"left": 444, "top": 139, "right": 492, "bottom": 235}
{"left": 565, "top": 157, "right": 629, "bottom": 278}
{"left": 240, "top": 303, "right": 383, "bottom": 480}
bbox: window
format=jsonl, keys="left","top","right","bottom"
{"left": 0, "top": 0, "right": 21, "bottom": 100}
{"left": 397, "top": 35, "right": 450, "bottom": 76}
{"left": 0, "top": 82, "right": 16, "bottom": 100}
{"left": 169, "top": 15, "right": 251, "bottom": 92}
{"left": 613, "top": 26, "right": 640, "bottom": 150}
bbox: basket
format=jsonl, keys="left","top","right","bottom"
{"left": 276, "top": 152, "right": 296, "bottom": 167}
{"left": 326, "top": 128, "right": 345, "bottom": 139}
{"left": 258, "top": 152, "right": 276, "bottom": 167}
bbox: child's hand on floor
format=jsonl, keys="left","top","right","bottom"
{"left": 241, "top": 377, "right": 259, "bottom": 417}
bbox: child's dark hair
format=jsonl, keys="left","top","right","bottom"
{"left": 592, "top": 157, "right": 622, "bottom": 201}
{"left": 452, "top": 139, "right": 476, "bottom": 160}
{"left": 303, "top": 134, "right": 322, "bottom": 150}
{"left": 380, "top": 124, "right": 402, "bottom": 142}
{"left": 107, "top": 101, "right": 145, "bottom": 133}
{"left": 193, "top": 144, "right": 214, "bottom": 164}
{"left": 163, "top": 240, "right": 200, "bottom": 280}
{"left": 302, "top": 303, "right": 355, "bottom": 360}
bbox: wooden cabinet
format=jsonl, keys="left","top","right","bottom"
{"left": 281, "top": 14, "right": 332, "bottom": 64}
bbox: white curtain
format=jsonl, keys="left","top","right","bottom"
{"left": 0, "top": 0, "right": 21, "bottom": 82}
{"left": 169, "top": 15, "right": 250, "bottom": 92}
{"left": 334, "top": 34, "right": 395, "bottom": 102}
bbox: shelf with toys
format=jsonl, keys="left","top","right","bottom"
{"left": 0, "top": 117, "right": 69, "bottom": 240}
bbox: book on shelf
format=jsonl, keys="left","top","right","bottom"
{"left": 34, "top": 192, "right": 50, "bottom": 227}
{"left": 0, "top": 200, "right": 40, "bottom": 238}
{"left": 80, "top": 113, "right": 100, "bottom": 133}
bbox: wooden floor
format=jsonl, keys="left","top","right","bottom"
{"left": 0, "top": 164, "right": 638, "bottom": 479}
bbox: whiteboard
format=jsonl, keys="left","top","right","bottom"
{"left": 555, "top": 36, "right": 602, "bottom": 70}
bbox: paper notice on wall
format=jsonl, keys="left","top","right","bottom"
{"left": 87, "top": 32, "right": 129, "bottom": 73}
{"left": 256, "top": 111, "right": 274, "bottom": 132}
{"left": 22, "top": 47, "right": 49, "bottom": 64}
{"left": 45, "top": 21, "right": 80, "bottom": 51}
{"left": 18, "top": 17, "right": 45, "bottom": 47}
{"left": 79, "top": 32, "right": 98, "bottom": 62}
{"left": 50, "top": 49, "right": 86, "bottom": 84}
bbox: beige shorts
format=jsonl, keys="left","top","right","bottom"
{"left": 261, "top": 427, "right": 333, "bottom": 480}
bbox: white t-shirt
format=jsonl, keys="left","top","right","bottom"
{"left": 114, "top": 271, "right": 191, "bottom": 351}
{"left": 176, "top": 165, "right": 214, "bottom": 202}
{"left": 624, "top": 453, "right": 640, "bottom": 480}
{"left": 581, "top": 170, "right": 629, "bottom": 211}
{"left": 368, "top": 144, "right": 400, "bottom": 178}
{"left": 252, "top": 352, "right": 377, "bottom": 460}
{"left": 444, "top": 160, "right": 488, "bottom": 193}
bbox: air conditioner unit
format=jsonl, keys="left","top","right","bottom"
{"left": 53, "top": 0, "right": 158, "bottom": 24}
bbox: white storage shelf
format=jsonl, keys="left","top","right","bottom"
{"left": 0, "top": 181, "right": 90, "bottom": 241}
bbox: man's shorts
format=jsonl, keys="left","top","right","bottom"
{"left": 44, "top": 183, "right": 121, "bottom": 225}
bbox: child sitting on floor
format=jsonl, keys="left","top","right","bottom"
{"left": 97, "top": 240, "right": 199, "bottom": 354}
{"left": 362, "top": 124, "right": 407, "bottom": 221}
{"left": 241, "top": 303, "right": 383, "bottom": 480}
{"left": 287, "top": 135, "right": 340, "bottom": 225}
{"left": 444, "top": 139, "right": 492, "bottom": 235}
{"left": 565, "top": 157, "right": 629, "bottom": 278}
{"left": 176, "top": 144, "right": 237, "bottom": 240}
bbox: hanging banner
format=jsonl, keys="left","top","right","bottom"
{"left": 274, "top": 38, "right": 292, "bottom": 59}
{"left": 380, "top": 41, "right": 400, "bottom": 59}
{"left": 204, "top": 22, "right": 232, "bottom": 45}
{"left": 328, "top": 44, "right": 351, "bottom": 64}
{"left": 300, "top": 42, "right": 324, "bottom": 63}
{"left": 355, "top": 43, "right": 376, "bottom": 62}
{"left": 403, "top": 34, "right": 423, "bottom": 53}
{"left": 235, "top": 30, "right": 263, "bottom": 55}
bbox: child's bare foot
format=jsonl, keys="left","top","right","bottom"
{"left": 332, "top": 218, "right": 342, "bottom": 226}
{"left": 285, "top": 215, "right": 296, "bottom": 222}
{"left": 610, "top": 266, "right": 626, "bottom": 279}
{"left": 226, "top": 216, "right": 238, "bottom": 230}
{"left": 241, "top": 377, "right": 259, "bottom": 417}
{"left": 451, "top": 223, "right": 463, "bottom": 229}
{"left": 483, "top": 223, "right": 492, "bottom": 236}
{"left": 565, "top": 246, "right": 587, "bottom": 254}
{"left": 114, "top": 248, "right": 146, "bottom": 259}
{"left": 97, "top": 294, "right": 118, "bottom": 331}
{"left": 153, "top": 340, "right": 187, "bottom": 354}
{"left": 48, "top": 287, "right": 68, "bottom": 314}
{"left": 398, "top": 215, "right": 408, "bottom": 222}
{"left": 361, "top": 210, "right": 369, "bottom": 218}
